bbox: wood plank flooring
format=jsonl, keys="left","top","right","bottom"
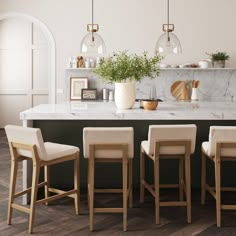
{"left": 1, "top": 129, "right": 236, "bottom": 235}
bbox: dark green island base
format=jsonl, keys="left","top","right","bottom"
{"left": 34, "top": 119, "right": 236, "bottom": 190}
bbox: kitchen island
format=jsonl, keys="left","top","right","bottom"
{"left": 20, "top": 100, "right": 236, "bottom": 202}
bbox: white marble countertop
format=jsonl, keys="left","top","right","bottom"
{"left": 20, "top": 101, "right": 236, "bottom": 120}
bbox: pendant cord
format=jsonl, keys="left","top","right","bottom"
{"left": 167, "top": 0, "right": 169, "bottom": 26}
{"left": 92, "top": 0, "right": 94, "bottom": 41}
{"left": 167, "top": 0, "right": 170, "bottom": 41}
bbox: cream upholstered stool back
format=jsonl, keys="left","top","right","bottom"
{"left": 143, "top": 125, "right": 197, "bottom": 156}
{"left": 140, "top": 124, "right": 197, "bottom": 224}
{"left": 5, "top": 125, "right": 80, "bottom": 234}
{"left": 83, "top": 127, "right": 134, "bottom": 159}
{"left": 201, "top": 126, "right": 236, "bottom": 227}
{"left": 83, "top": 127, "right": 134, "bottom": 231}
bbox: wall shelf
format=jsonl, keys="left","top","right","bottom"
{"left": 66, "top": 67, "right": 236, "bottom": 71}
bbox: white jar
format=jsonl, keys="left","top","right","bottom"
{"left": 198, "top": 60, "right": 208, "bottom": 69}
{"left": 85, "top": 59, "right": 91, "bottom": 68}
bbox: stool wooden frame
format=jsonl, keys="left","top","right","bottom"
{"left": 87, "top": 143, "right": 132, "bottom": 232}
{"left": 201, "top": 142, "right": 236, "bottom": 227}
{"left": 140, "top": 140, "right": 192, "bottom": 224}
{"left": 8, "top": 141, "right": 80, "bottom": 234}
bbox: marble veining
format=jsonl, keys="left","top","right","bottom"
{"left": 20, "top": 101, "right": 236, "bottom": 121}
{"left": 65, "top": 68, "right": 236, "bottom": 102}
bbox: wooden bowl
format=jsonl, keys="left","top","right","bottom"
{"left": 141, "top": 99, "right": 158, "bottom": 110}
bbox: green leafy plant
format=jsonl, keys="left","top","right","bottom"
{"left": 206, "top": 51, "right": 230, "bottom": 61}
{"left": 93, "top": 51, "right": 163, "bottom": 83}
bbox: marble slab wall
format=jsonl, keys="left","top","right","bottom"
{"left": 65, "top": 68, "right": 236, "bottom": 102}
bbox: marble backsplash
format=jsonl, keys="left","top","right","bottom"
{"left": 65, "top": 68, "right": 236, "bottom": 102}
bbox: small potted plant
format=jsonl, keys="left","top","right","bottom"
{"left": 94, "top": 51, "right": 162, "bottom": 109}
{"left": 206, "top": 51, "right": 230, "bottom": 68}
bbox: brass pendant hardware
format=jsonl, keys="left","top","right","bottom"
{"left": 87, "top": 24, "right": 99, "bottom": 33}
{"left": 162, "top": 24, "right": 175, "bottom": 33}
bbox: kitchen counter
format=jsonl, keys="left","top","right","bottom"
{"left": 20, "top": 100, "right": 236, "bottom": 121}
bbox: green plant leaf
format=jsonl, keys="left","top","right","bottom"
{"left": 93, "top": 51, "right": 163, "bottom": 83}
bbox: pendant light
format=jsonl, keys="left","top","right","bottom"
{"left": 80, "top": 0, "right": 106, "bottom": 56}
{"left": 155, "top": 0, "right": 182, "bottom": 54}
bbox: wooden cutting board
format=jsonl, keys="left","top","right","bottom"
{"left": 171, "top": 81, "right": 190, "bottom": 100}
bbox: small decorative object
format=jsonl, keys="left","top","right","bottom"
{"left": 94, "top": 51, "right": 162, "bottom": 109}
{"left": 142, "top": 99, "right": 159, "bottom": 110}
{"left": 171, "top": 80, "right": 190, "bottom": 101}
{"left": 190, "top": 64, "right": 199, "bottom": 68}
{"left": 198, "top": 60, "right": 208, "bottom": 69}
{"left": 85, "top": 58, "right": 91, "bottom": 68}
{"left": 81, "top": 89, "right": 97, "bottom": 100}
{"left": 77, "top": 56, "right": 85, "bottom": 68}
{"left": 90, "top": 58, "right": 96, "bottom": 68}
{"left": 108, "top": 90, "right": 114, "bottom": 101}
{"left": 71, "top": 56, "right": 78, "bottom": 68}
{"left": 159, "top": 63, "right": 169, "bottom": 68}
{"left": 102, "top": 88, "right": 109, "bottom": 100}
{"left": 206, "top": 51, "right": 230, "bottom": 68}
{"left": 70, "top": 77, "right": 88, "bottom": 100}
{"left": 191, "top": 80, "right": 200, "bottom": 101}
{"left": 149, "top": 86, "right": 157, "bottom": 100}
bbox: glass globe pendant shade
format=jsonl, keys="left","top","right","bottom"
{"left": 155, "top": 0, "right": 182, "bottom": 54}
{"left": 80, "top": 0, "right": 106, "bottom": 57}
{"left": 155, "top": 31, "right": 182, "bottom": 54}
{"left": 80, "top": 31, "right": 106, "bottom": 56}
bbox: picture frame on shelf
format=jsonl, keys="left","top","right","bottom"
{"left": 70, "top": 77, "right": 88, "bottom": 100}
{"left": 81, "top": 89, "right": 97, "bottom": 100}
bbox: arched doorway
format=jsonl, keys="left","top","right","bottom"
{"left": 0, "top": 12, "right": 56, "bottom": 127}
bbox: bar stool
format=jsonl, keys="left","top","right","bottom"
{"left": 140, "top": 124, "right": 197, "bottom": 224}
{"left": 5, "top": 125, "right": 80, "bottom": 234}
{"left": 83, "top": 127, "right": 133, "bottom": 231}
{"left": 201, "top": 126, "right": 236, "bottom": 227}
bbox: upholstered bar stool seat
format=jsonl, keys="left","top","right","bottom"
{"left": 140, "top": 124, "right": 197, "bottom": 224}
{"left": 83, "top": 127, "right": 134, "bottom": 231}
{"left": 201, "top": 126, "right": 236, "bottom": 227}
{"left": 5, "top": 125, "right": 80, "bottom": 234}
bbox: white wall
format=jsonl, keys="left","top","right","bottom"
{"left": 1, "top": 0, "right": 236, "bottom": 102}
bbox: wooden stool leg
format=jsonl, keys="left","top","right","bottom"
{"left": 154, "top": 158, "right": 160, "bottom": 224}
{"left": 87, "top": 160, "right": 90, "bottom": 209}
{"left": 179, "top": 158, "right": 184, "bottom": 201}
{"left": 123, "top": 158, "right": 128, "bottom": 231}
{"left": 140, "top": 148, "right": 145, "bottom": 203}
{"left": 44, "top": 165, "right": 50, "bottom": 206}
{"left": 201, "top": 152, "right": 207, "bottom": 205}
{"left": 29, "top": 164, "right": 40, "bottom": 234}
{"left": 7, "top": 159, "right": 18, "bottom": 225}
{"left": 185, "top": 154, "right": 191, "bottom": 224}
{"left": 89, "top": 158, "right": 95, "bottom": 231}
{"left": 74, "top": 153, "right": 80, "bottom": 215}
{"left": 128, "top": 159, "right": 133, "bottom": 208}
{"left": 215, "top": 154, "right": 221, "bottom": 227}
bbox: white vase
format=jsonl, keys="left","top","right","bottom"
{"left": 115, "top": 81, "right": 136, "bottom": 109}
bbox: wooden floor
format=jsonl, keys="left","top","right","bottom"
{"left": 1, "top": 129, "right": 236, "bottom": 235}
